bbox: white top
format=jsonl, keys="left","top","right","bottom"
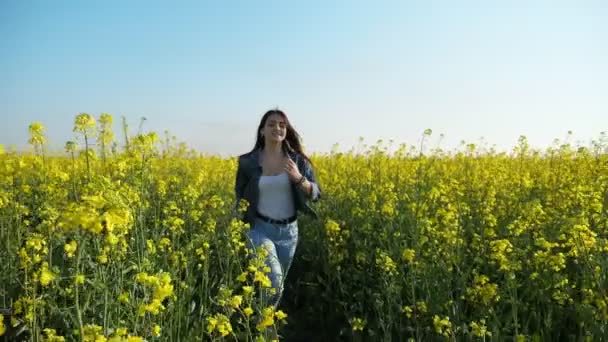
{"left": 257, "top": 172, "right": 295, "bottom": 220}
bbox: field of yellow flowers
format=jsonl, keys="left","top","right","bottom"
{"left": 1, "top": 114, "right": 607, "bottom": 341}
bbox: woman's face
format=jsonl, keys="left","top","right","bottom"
{"left": 261, "top": 113, "right": 287, "bottom": 143}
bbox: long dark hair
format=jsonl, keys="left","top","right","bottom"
{"left": 250, "top": 109, "right": 312, "bottom": 164}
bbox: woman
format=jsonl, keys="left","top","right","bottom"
{"left": 235, "top": 109, "right": 321, "bottom": 308}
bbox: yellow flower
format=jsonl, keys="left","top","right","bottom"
{"left": 275, "top": 310, "right": 287, "bottom": 321}
{"left": 402, "top": 305, "right": 413, "bottom": 318}
{"left": 375, "top": 251, "right": 397, "bottom": 275}
{"left": 152, "top": 324, "right": 161, "bottom": 337}
{"left": 256, "top": 307, "right": 275, "bottom": 331}
{"left": 433, "top": 315, "right": 452, "bottom": 337}
{"left": 350, "top": 317, "right": 366, "bottom": 331}
{"left": 401, "top": 248, "right": 416, "bottom": 263}
{"left": 141, "top": 299, "right": 164, "bottom": 315}
{"left": 0, "top": 317, "right": 5, "bottom": 336}
{"left": 97, "top": 253, "right": 108, "bottom": 264}
{"left": 40, "top": 266, "right": 56, "bottom": 286}
{"left": 115, "top": 328, "right": 128, "bottom": 337}
{"left": 229, "top": 295, "right": 243, "bottom": 309}
{"left": 416, "top": 301, "right": 428, "bottom": 314}
{"left": 470, "top": 319, "right": 491, "bottom": 337}
{"left": 74, "top": 274, "right": 85, "bottom": 285}
{"left": 82, "top": 324, "right": 105, "bottom": 341}
{"left": 466, "top": 274, "right": 500, "bottom": 305}
{"left": 28, "top": 121, "right": 46, "bottom": 146}
{"left": 254, "top": 271, "right": 272, "bottom": 288}
{"left": 73, "top": 113, "right": 96, "bottom": 133}
{"left": 217, "top": 320, "right": 232, "bottom": 337}
{"left": 207, "top": 314, "right": 232, "bottom": 336}
{"left": 236, "top": 272, "right": 247, "bottom": 282}
{"left": 206, "top": 316, "right": 218, "bottom": 333}
{"left": 105, "top": 233, "right": 119, "bottom": 246}
{"left": 153, "top": 282, "right": 174, "bottom": 301}
{"left": 243, "top": 307, "right": 254, "bottom": 317}
{"left": 64, "top": 240, "right": 77, "bottom": 258}
{"left": 42, "top": 328, "right": 66, "bottom": 341}
{"left": 242, "top": 285, "right": 254, "bottom": 296}
{"left": 146, "top": 239, "right": 157, "bottom": 255}
{"left": 158, "top": 237, "right": 172, "bottom": 251}
{"left": 118, "top": 292, "right": 130, "bottom": 304}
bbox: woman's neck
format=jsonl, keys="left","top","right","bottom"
{"left": 263, "top": 141, "right": 283, "bottom": 156}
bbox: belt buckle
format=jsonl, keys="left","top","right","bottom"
{"left": 271, "top": 218, "right": 283, "bottom": 225}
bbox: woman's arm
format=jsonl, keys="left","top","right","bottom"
{"left": 298, "top": 159, "right": 321, "bottom": 201}
{"left": 234, "top": 157, "right": 248, "bottom": 213}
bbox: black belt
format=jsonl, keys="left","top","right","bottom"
{"left": 256, "top": 212, "right": 297, "bottom": 225}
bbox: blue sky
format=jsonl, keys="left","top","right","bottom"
{"left": 1, "top": 0, "right": 606, "bottom": 156}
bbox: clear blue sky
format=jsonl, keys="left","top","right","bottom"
{"left": 1, "top": 0, "right": 606, "bottom": 156}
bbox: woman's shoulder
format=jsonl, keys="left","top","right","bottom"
{"left": 238, "top": 151, "right": 252, "bottom": 160}
{"left": 237, "top": 150, "right": 260, "bottom": 167}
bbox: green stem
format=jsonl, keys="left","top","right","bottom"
{"left": 75, "top": 241, "right": 84, "bottom": 342}
{"left": 84, "top": 133, "right": 90, "bottom": 182}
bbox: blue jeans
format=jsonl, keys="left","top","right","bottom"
{"left": 246, "top": 218, "right": 299, "bottom": 307}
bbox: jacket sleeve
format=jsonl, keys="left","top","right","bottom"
{"left": 302, "top": 158, "right": 321, "bottom": 202}
{"left": 234, "top": 157, "right": 247, "bottom": 203}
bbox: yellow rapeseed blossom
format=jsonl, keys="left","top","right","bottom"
{"left": 42, "top": 328, "right": 66, "bottom": 341}
{"left": 275, "top": 310, "right": 287, "bottom": 321}
{"left": 118, "top": 292, "right": 130, "bottom": 304}
{"left": 490, "top": 239, "right": 515, "bottom": 272}
{"left": 64, "top": 240, "right": 77, "bottom": 258}
{"left": 73, "top": 113, "right": 96, "bottom": 133}
{"left": 256, "top": 307, "right": 275, "bottom": 332}
{"left": 230, "top": 295, "right": 243, "bottom": 308}
{"left": 39, "top": 263, "right": 56, "bottom": 287}
{"left": 470, "top": 319, "right": 492, "bottom": 337}
{"left": 375, "top": 250, "right": 397, "bottom": 275}
{"left": 152, "top": 324, "right": 161, "bottom": 337}
{"left": 242, "top": 285, "right": 254, "bottom": 296}
{"left": 207, "top": 314, "right": 232, "bottom": 337}
{"left": 254, "top": 271, "right": 272, "bottom": 288}
{"left": 350, "top": 317, "right": 366, "bottom": 332}
{"left": 81, "top": 324, "right": 104, "bottom": 342}
{"left": 237, "top": 272, "right": 248, "bottom": 282}
{"left": 4, "top": 120, "right": 608, "bottom": 340}
{"left": 402, "top": 305, "right": 413, "bottom": 318}
{"left": 466, "top": 274, "right": 500, "bottom": 305}
{"left": 401, "top": 248, "right": 416, "bottom": 264}
{"left": 74, "top": 274, "right": 85, "bottom": 285}
{"left": 416, "top": 301, "right": 428, "bottom": 314}
{"left": 28, "top": 121, "right": 46, "bottom": 147}
{"left": 433, "top": 315, "right": 452, "bottom": 337}
{"left": 325, "top": 219, "right": 341, "bottom": 242}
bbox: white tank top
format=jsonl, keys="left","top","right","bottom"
{"left": 257, "top": 172, "right": 295, "bottom": 220}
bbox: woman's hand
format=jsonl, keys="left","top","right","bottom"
{"left": 285, "top": 156, "right": 316, "bottom": 198}
{"left": 284, "top": 157, "right": 303, "bottom": 182}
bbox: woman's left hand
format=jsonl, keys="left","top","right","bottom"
{"left": 284, "top": 157, "right": 303, "bottom": 182}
